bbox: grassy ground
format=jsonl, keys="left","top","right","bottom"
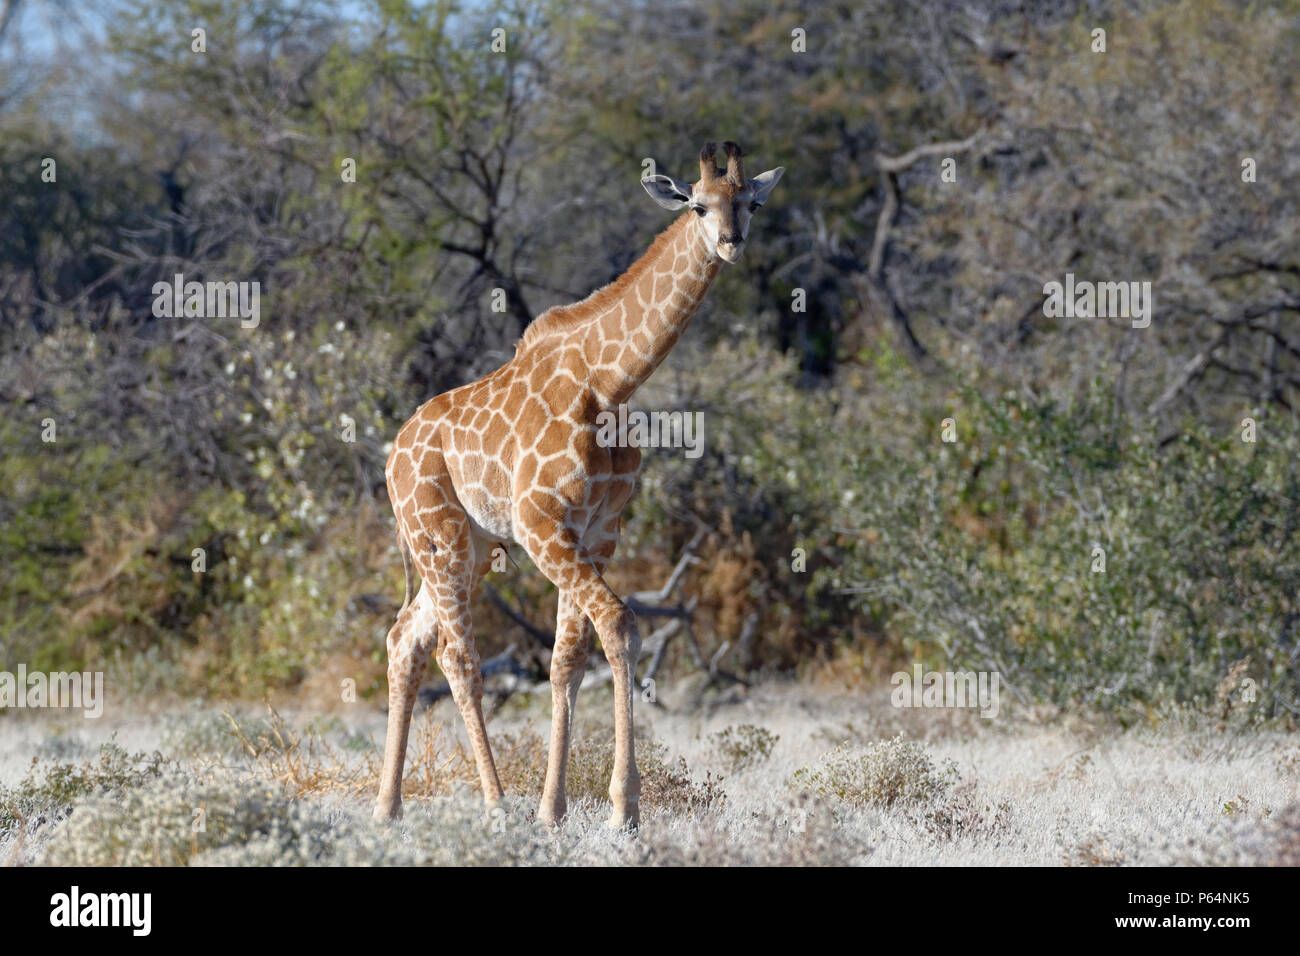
{"left": 2, "top": 681, "right": 1298, "bottom": 866}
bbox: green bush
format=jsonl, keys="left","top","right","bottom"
{"left": 0, "top": 320, "right": 408, "bottom": 699}
{"left": 827, "top": 374, "right": 1300, "bottom": 724}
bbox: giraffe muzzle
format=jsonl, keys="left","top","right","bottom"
{"left": 717, "top": 239, "right": 745, "bottom": 263}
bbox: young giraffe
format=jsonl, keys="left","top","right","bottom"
{"left": 375, "top": 141, "right": 784, "bottom": 827}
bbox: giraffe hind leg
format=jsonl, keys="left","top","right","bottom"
{"left": 425, "top": 530, "right": 504, "bottom": 806}
{"left": 374, "top": 581, "right": 437, "bottom": 821}
{"left": 394, "top": 489, "right": 507, "bottom": 809}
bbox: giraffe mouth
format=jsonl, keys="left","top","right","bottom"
{"left": 717, "top": 241, "right": 744, "bottom": 263}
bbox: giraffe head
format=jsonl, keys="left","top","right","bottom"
{"left": 642, "top": 141, "right": 785, "bottom": 264}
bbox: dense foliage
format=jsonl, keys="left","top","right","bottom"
{"left": 1, "top": 0, "right": 1296, "bottom": 723}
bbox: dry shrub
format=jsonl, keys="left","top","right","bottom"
{"left": 484, "top": 726, "right": 549, "bottom": 795}
{"left": 696, "top": 518, "right": 762, "bottom": 642}
{"left": 510, "top": 730, "right": 725, "bottom": 817}
{"left": 1212, "top": 658, "right": 1258, "bottom": 729}
{"left": 707, "top": 724, "right": 779, "bottom": 774}
{"left": 1, "top": 742, "right": 169, "bottom": 837}
{"left": 924, "top": 780, "right": 1012, "bottom": 841}
{"left": 210, "top": 706, "right": 507, "bottom": 801}
{"left": 210, "top": 708, "right": 721, "bottom": 818}
{"left": 210, "top": 707, "right": 379, "bottom": 798}
{"left": 1065, "top": 840, "right": 1127, "bottom": 867}
{"left": 792, "top": 734, "right": 956, "bottom": 810}
{"left": 1258, "top": 803, "right": 1300, "bottom": 866}
{"left": 1274, "top": 745, "right": 1300, "bottom": 779}
{"left": 1035, "top": 749, "right": 1094, "bottom": 792}
{"left": 34, "top": 769, "right": 495, "bottom": 867}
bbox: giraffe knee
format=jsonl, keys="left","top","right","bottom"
{"left": 624, "top": 623, "right": 642, "bottom": 664}
{"left": 386, "top": 623, "right": 424, "bottom": 669}
{"left": 385, "top": 622, "right": 405, "bottom": 657}
{"left": 386, "top": 641, "right": 430, "bottom": 695}
{"left": 388, "top": 595, "right": 435, "bottom": 657}
{"left": 438, "top": 642, "right": 482, "bottom": 697}
{"left": 597, "top": 606, "right": 639, "bottom": 660}
{"left": 551, "top": 634, "right": 589, "bottom": 678}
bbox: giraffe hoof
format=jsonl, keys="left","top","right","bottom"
{"left": 537, "top": 812, "right": 562, "bottom": 829}
{"left": 606, "top": 809, "right": 639, "bottom": 832}
{"left": 537, "top": 799, "right": 566, "bottom": 828}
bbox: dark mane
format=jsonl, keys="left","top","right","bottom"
{"left": 514, "top": 214, "right": 689, "bottom": 355}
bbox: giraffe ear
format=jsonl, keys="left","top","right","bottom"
{"left": 749, "top": 167, "right": 785, "bottom": 205}
{"left": 642, "top": 174, "right": 693, "bottom": 210}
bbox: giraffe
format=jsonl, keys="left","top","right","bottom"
{"left": 374, "top": 141, "right": 784, "bottom": 828}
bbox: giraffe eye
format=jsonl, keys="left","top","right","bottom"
{"left": 692, "top": 205, "right": 707, "bottom": 217}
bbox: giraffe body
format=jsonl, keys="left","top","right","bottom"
{"left": 375, "top": 142, "right": 784, "bottom": 827}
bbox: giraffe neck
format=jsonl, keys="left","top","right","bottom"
{"left": 587, "top": 213, "right": 722, "bottom": 409}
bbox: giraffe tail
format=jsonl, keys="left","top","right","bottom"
{"left": 397, "top": 532, "right": 417, "bottom": 615}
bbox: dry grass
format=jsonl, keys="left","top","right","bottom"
{"left": 1066, "top": 840, "right": 1127, "bottom": 867}
{"left": 192, "top": 705, "right": 723, "bottom": 819}
{"left": 209, "top": 706, "right": 492, "bottom": 801}
{"left": 3, "top": 684, "right": 1300, "bottom": 866}
{"left": 923, "top": 780, "right": 1012, "bottom": 842}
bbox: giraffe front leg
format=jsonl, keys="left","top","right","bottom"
{"left": 520, "top": 518, "right": 641, "bottom": 831}
{"left": 601, "top": 604, "right": 642, "bottom": 830}
{"left": 538, "top": 593, "right": 590, "bottom": 827}
{"left": 374, "top": 591, "right": 435, "bottom": 821}
{"left": 587, "top": 458, "right": 640, "bottom": 830}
